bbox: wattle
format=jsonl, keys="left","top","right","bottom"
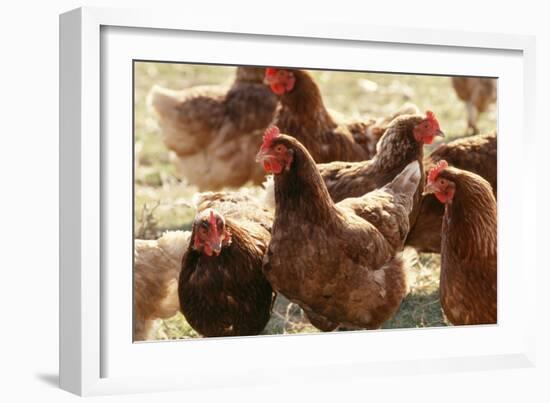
{"left": 435, "top": 191, "right": 450, "bottom": 203}
{"left": 270, "top": 83, "right": 286, "bottom": 95}
{"left": 263, "top": 159, "right": 283, "bottom": 174}
{"left": 423, "top": 135, "right": 435, "bottom": 145}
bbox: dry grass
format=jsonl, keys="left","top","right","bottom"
{"left": 134, "top": 62, "right": 495, "bottom": 339}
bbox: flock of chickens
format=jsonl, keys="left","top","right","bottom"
{"left": 134, "top": 67, "right": 497, "bottom": 340}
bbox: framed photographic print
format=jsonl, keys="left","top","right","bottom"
{"left": 60, "top": 6, "right": 537, "bottom": 396}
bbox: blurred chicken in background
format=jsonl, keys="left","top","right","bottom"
{"left": 451, "top": 77, "right": 496, "bottom": 134}
{"left": 134, "top": 230, "right": 190, "bottom": 341}
{"left": 148, "top": 67, "right": 278, "bottom": 191}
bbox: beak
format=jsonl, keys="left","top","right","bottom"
{"left": 436, "top": 129, "right": 445, "bottom": 138}
{"left": 211, "top": 242, "right": 222, "bottom": 255}
{"left": 423, "top": 182, "right": 438, "bottom": 195}
{"left": 207, "top": 239, "right": 222, "bottom": 255}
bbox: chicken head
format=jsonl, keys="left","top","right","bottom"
{"left": 264, "top": 68, "right": 296, "bottom": 95}
{"left": 192, "top": 209, "right": 232, "bottom": 256}
{"left": 413, "top": 110, "right": 445, "bottom": 144}
{"left": 424, "top": 160, "right": 456, "bottom": 203}
{"left": 256, "top": 126, "right": 294, "bottom": 174}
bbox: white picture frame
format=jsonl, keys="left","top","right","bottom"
{"left": 59, "top": 6, "right": 537, "bottom": 396}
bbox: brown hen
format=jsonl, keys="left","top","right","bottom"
{"left": 317, "top": 112, "right": 444, "bottom": 233}
{"left": 257, "top": 127, "right": 421, "bottom": 330}
{"left": 149, "top": 67, "right": 278, "bottom": 190}
{"left": 451, "top": 77, "right": 496, "bottom": 134}
{"left": 424, "top": 161, "right": 497, "bottom": 325}
{"left": 406, "top": 132, "right": 497, "bottom": 253}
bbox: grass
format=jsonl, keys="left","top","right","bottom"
{"left": 134, "top": 62, "right": 495, "bottom": 339}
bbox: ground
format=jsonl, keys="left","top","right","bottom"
{"left": 133, "top": 62, "right": 497, "bottom": 339}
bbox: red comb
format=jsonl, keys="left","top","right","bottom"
{"left": 428, "top": 160, "right": 448, "bottom": 183}
{"left": 209, "top": 210, "right": 216, "bottom": 225}
{"left": 265, "top": 68, "right": 277, "bottom": 77}
{"left": 426, "top": 110, "right": 436, "bottom": 121}
{"left": 261, "top": 126, "right": 280, "bottom": 150}
{"left": 209, "top": 210, "right": 219, "bottom": 236}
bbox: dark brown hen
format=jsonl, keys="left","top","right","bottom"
{"left": 406, "top": 132, "right": 497, "bottom": 253}
{"left": 265, "top": 68, "right": 418, "bottom": 163}
{"left": 257, "top": 127, "right": 421, "bottom": 330}
{"left": 178, "top": 191, "right": 275, "bottom": 337}
{"left": 424, "top": 161, "right": 497, "bottom": 325}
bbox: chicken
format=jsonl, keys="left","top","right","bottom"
{"left": 178, "top": 191, "right": 275, "bottom": 337}
{"left": 264, "top": 68, "right": 418, "bottom": 163}
{"left": 149, "top": 67, "right": 279, "bottom": 190}
{"left": 134, "top": 230, "right": 191, "bottom": 341}
{"left": 406, "top": 132, "right": 497, "bottom": 253}
{"left": 451, "top": 77, "right": 496, "bottom": 134}
{"left": 257, "top": 126, "right": 422, "bottom": 330}
{"left": 315, "top": 112, "right": 444, "bottom": 232}
{"left": 423, "top": 160, "right": 497, "bottom": 325}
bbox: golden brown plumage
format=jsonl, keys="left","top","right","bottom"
{"left": 451, "top": 77, "right": 496, "bottom": 134}
{"left": 406, "top": 132, "right": 497, "bottom": 253}
{"left": 265, "top": 68, "right": 418, "bottom": 163}
{"left": 424, "top": 164, "right": 497, "bottom": 325}
{"left": 133, "top": 230, "right": 191, "bottom": 341}
{"left": 263, "top": 114, "right": 443, "bottom": 243}
{"left": 178, "top": 191, "right": 275, "bottom": 337}
{"left": 149, "top": 67, "right": 278, "bottom": 190}
{"left": 258, "top": 130, "right": 422, "bottom": 330}
{"left": 316, "top": 113, "right": 445, "bottom": 235}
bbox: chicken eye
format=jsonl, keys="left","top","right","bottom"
{"left": 275, "top": 145, "right": 284, "bottom": 153}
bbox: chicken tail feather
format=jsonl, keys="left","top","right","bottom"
{"left": 384, "top": 160, "right": 421, "bottom": 215}
{"left": 387, "top": 161, "right": 421, "bottom": 194}
{"left": 147, "top": 85, "right": 181, "bottom": 118}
